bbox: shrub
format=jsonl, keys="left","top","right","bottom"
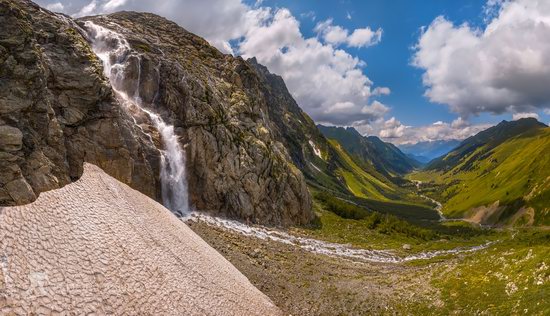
{"left": 314, "top": 192, "right": 437, "bottom": 240}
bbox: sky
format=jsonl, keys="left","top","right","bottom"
{"left": 36, "top": 0, "right": 550, "bottom": 144}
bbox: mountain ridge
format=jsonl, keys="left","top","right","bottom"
{"left": 0, "top": 1, "right": 314, "bottom": 225}
{"left": 317, "top": 125, "right": 421, "bottom": 178}
{"left": 427, "top": 118, "right": 547, "bottom": 171}
{"left": 412, "top": 118, "right": 550, "bottom": 226}
{"left": 398, "top": 139, "right": 461, "bottom": 163}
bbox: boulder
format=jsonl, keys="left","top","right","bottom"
{"left": 0, "top": 125, "right": 22, "bottom": 151}
{"left": 5, "top": 177, "right": 36, "bottom": 204}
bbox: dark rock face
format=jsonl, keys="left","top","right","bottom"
{"left": 247, "top": 58, "right": 330, "bottom": 180}
{"left": 0, "top": 0, "right": 158, "bottom": 205}
{"left": 82, "top": 12, "right": 313, "bottom": 225}
{"left": 0, "top": 1, "right": 313, "bottom": 225}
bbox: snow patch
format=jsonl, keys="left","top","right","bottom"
{"left": 309, "top": 140, "right": 322, "bottom": 158}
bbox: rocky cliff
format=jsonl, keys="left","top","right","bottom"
{"left": 0, "top": 0, "right": 159, "bottom": 205}
{"left": 0, "top": 0, "right": 313, "bottom": 226}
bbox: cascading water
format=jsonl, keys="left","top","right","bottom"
{"left": 85, "top": 21, "right": 189, "bottom": 216}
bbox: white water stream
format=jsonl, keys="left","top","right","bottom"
{"left": 412, "top": 180, "right": 446, "bottom": 221}
{"left": 187, "top": 213, "right": 493, "bottom": 264}
{"left": 85, "top": 22, "right": 189, "bottom": 215}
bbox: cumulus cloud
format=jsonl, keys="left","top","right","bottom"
{"left": 35, "top": 0, "right": 387, "bottom": 127}
{"left": 356, "top": 117, "right": 492, "bottom": 145}
{"left": 239, "top": 9, "right": 388, "bottom": 125}
{"left": 314, "top": 19, "right": 383, "bottom": 48}
{"left": 413, "top": 0, "right": 550, "bottom": 117}
{"left": 75, "top": 0, "right": 97, "bottom": 17}
{"left": 512, "top": 112, "right": 539, "bottom": 120}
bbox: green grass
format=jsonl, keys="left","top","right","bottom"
{"left": 329, "top": 139, "right": 394, "bottom": 201}
{"left": 430, "top": 229, "right": 550, "bottom": 315}
{"left": 294, "top": 192, "right": 498, "bottom": 253}
{"left": 314, "top": 191, "right": 436, "bottom": 239}
{"left": 295, "top": 190, "right": 549, "bottom": 314}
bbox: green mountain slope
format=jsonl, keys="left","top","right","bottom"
{"left": 427, "top": 118, "right": 547, "bottom": 171}
{"left": 412, "top": 119, "right": 550, "bottom": 226}
{"left": 318, "top": 125, "right": 421, "bottom": 179}
{"left": 248, "top": 60, "right": 434, "bottom": 219}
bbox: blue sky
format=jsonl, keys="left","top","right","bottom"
{"left": 252, "top": 0, "right": 550, "bottom": 128}
{"left": 37, "top": 0, "right": 550, "bottom": 143}
{"left": 254, "top": 0, "right": 487, "bottom": 126}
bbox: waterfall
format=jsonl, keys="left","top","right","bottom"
{"left": 85, "top": 21, "right": 189, "bottom": 216}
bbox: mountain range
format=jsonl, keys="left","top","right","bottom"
{"left": 398, "top": 139, "right": 461, "bottom": 163}
{"left": 317, "top": 125, "right": 421, "bottom": 178}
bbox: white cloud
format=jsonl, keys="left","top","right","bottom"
{"left": 512, "top": 112, "right": 539, "bottom": 120}
{"left": 314, "top": 19, "right": 382, "bottom": 48}
{"left": 103, "top": 0, "right": 127, "bottom": 11}
{"left": 373, "top": 87, "right": 391, "bottom": 96}
{"left": 45, "top": 2, "right": 65, "bottom": 12}
{"left": 75, "top": 0, "right": 97, "bottom": 17}
{"left": 238, "top": 9, "right": 389, "bottom": 125}
{"left": 300, "top": 11, "right": 316, "bottom": 22}
{"left": 413, "top": 0, "right": 550, "bottom": 117}
{"left": 69, "top": 0, "right": 252, "bottom": 53}
{"left": 356, "top": 117, "right": 492, "bottom": 145}
{"left": 347, "top": 27, "right": 383, "bottom": 48}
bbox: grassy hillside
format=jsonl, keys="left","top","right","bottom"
{"left": 301, "top": 195, "right": 549, "bottom": 314}
{"left": 427, "top": 118, "right": 547, "bottom": 171}
{"left": 411, "top": 125, "right": 550, "bottom": 226}
{"left": 248, "top": 59, "right": 438, "bottom": 223}
{"left": 318, "top": 125, "right": 421, "bottom": 178}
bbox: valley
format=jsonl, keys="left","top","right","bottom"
{"left": 1, "top": 0, "right": 549, "bottom": 314}
{"left": 188, "top": 207, "right": 549, "bottom": 315}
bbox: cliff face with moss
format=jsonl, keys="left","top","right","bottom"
{"left": 0, "top": 0, "right": 159, "bottom": 205}
{"left": 0, "top": 0, "right": 313, "bottom": 225}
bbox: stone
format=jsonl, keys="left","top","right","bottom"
{"left": 402, "top": 244, "right": 412, "bottom": 250}
{"left": 0, "top": 0, "right": 158, "bottom": 206}
{"left": 82, "top": 12, "right": 314, "bottom": 225}
{"left": 0, "top": 125, "right": 23, "bottom": 152}
{"left": 5, "top": 177, "right": 36, "bottom": 204}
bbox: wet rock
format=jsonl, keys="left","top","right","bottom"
{"left": 83, "top": 12, "right": 314, "bottom": 225}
